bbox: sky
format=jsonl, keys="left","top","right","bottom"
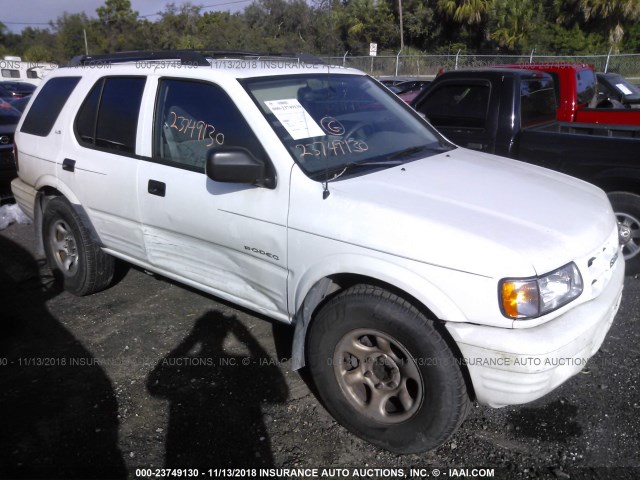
{"left": 1, "top": 0, "right": 252, "bottom": 33}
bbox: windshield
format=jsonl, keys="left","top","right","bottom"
{"left": 242, "top": 74, "right": 453, "bottom": 179}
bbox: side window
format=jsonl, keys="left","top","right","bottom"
{"left": 75, "top": 77, "right": 146, "bottom": 154}
{"left": 521, "top": 77, "right": 557, "bottom": 127}
{"left": 576, "top": 69, "right": 597, "bottom": 105}
{"left": 20, "top": 76, "right": 82, "bottom": 137}
{"left": 547, "top": 72, "right": 561, "bottom": 108}
{"left": 1, "top": 69, "right": 20, "bottom": 78}
{"left": 154, "top": 79, "right": 268, "bottom": 171}
{"left": 415, "top": 83, "right": 489, "bottom": 129}
{"left": 27, "top": 70, "right": 39, "bottom": 79}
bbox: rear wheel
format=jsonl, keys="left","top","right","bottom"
{"left": 306, "top": 284, "right": 471, "bottom": 453}
{"left": 608, "top": 192, "right": 640, "bottom": 274}
{"left": 43, "top": 197, "right": 114, "bottom": 296}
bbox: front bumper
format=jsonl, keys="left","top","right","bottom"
{"left": 445, "top": 253, "right": 624, "bottom": 407}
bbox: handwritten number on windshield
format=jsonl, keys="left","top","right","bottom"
{"left": 296, "top": 139, "right": 368, "bottom": 158}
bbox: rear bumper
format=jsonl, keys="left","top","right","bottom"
{"left": 10, "top": 177, "right": 37, "bottom": 219}
{"left": 445, "top": 254, "right": 624, "bottom": 407}
{"left": 0, "top": 148, "right": 16, "bottom": 199}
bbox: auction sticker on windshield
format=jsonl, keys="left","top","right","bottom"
{"left": 265, "top": 99, "right": 324, "bottom": 140}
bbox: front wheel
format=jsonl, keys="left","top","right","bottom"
{"left": 43, "top": 197, "right": 114, "bottom": 296}
{"left": 306, "top": 284, "right": 471, "bottom": 453}
{"left": 608, "top": 192, "right": 640, "bottom": 275}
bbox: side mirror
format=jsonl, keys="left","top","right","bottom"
{"left": 206, "top": 148, "right": 275, "bottom": 188}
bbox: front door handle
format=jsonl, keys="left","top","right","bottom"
{"left": 148, "top": 180, "right": 166, "bottom": 197}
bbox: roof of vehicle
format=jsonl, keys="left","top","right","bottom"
{"left": 436, "top": 67, "right": 552, "bottom": 80}
{"left": 61, "top": 50, "right": 361, "bottom": 79}
{"left": 497, "top": 62, "right": 594, "bottom": 72}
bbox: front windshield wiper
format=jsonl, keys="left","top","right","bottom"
{"left": 328, "top": 159, "right": 405, "bottom": 180}
{"left": 389, "top": 146, "right": 426, "bottom": 159}
{"left": 389, "top": 144, "right": 452, "bottom": 160}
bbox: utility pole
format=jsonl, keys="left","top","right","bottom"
{"left": 399, "top": 0, "right": 404, "bottom": 51}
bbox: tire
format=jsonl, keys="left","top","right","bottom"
{"left": 43, "top": 197, "right": 114, "bottom": 296}
{"left": 306, "top": 284, "right": 471, "bottom": 453}
{"left": 608, "top": 192, "right": 640, "bottom": 275}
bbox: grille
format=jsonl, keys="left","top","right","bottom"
{"left": 585, "top": 227, "right": 620, "bottom": 298}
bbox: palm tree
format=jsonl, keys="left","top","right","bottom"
{"left": 490, "top": 0, "right": 535, "bottom": 51}
{"left": 580, "top": 0, "right": 640, "bottom": 50}
{"left": 437, "top": 0, "right": 495, "bottom": 25}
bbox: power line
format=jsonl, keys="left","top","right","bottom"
{"left": 3, "top": 21, "right": 52, "bottom": 26}
{"left": 138, "top": 0, "right": 255, "bottom": 18}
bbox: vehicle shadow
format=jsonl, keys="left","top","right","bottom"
{"left": 147, "top": 311, "right": 289, "bottom": 469}
{"left": 0, "top": 235, "right": 126, "bottom": 479}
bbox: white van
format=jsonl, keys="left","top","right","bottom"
{"left": 1, "top": 56, "right": 57, "bottom": 85}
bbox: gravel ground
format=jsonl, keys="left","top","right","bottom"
{"left": 1, "top": 222, "right": 639, "bottom": 480}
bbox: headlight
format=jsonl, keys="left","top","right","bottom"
{"left": 500, "top": 262, "right": 583, "bottom": 320}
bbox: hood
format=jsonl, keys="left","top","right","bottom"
{"left": 289, "top": 147, "right": 616, "bottom": 278}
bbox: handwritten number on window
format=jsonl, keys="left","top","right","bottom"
{"left": 169, "top": 111, "right": 224, "bottom": 147}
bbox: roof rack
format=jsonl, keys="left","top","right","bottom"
{"left": 67, "top": 50, "right": 326, "bottom": 67}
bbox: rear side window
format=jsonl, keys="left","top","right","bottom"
{"left": 415, "top": 82, "right": 490, "bottom": 129}
{"left": 20, "top": 76, "right": 81, "bottom": 136}
{"left": 521, "top": 77, "right": 556, "bottom": 127}
{"left": 75, "top": 77, "right": 146, "bottom": 154}
{"left": 1, "top": 69, "right": 20, "bottom": 78}
{"left": 576, "top": 69, "right": 597, "bottom": 105}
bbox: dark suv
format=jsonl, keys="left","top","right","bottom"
{"left": 0, "top": 99, "right": 21, "bottom": 200}
{"left": 0, "top": 81, "right": 36, "bottom": 101}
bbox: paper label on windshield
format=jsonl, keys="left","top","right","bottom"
{"left": 616, "top": 83, "right": 633, "bottom": 95}
{"left": 265, "top": 99, "right": 324, "bottom": 140}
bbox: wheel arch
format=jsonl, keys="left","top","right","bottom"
{"left": 290, "top": 256, "right": 469, "bottom": 372}
{"left": 35, "top": 187, "right": 104, "bottom": 256}
{"left": 591, "top": 171, "right": 640, "bottom": 196}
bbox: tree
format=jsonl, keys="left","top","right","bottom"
{"left": 338, "top": 0, "right": 397, "bottom": 54}
{"left": 437, "top": 0, "right": 494, "bottom": 24}
{"left": 580, "top": 0, "right": 640, "bottom": 51}
{"left": 244, "top": 0, "right": 314, "bottom": 52}
{"left": 53, "top": 13, "right": 91, "bottom": 60}
{"left": 197, "top": 12, "right": 256, "bottom": 51}
{"left": 436, "top": 0, "right": 495, "bottom": 49}
{"left": 489, "top": 0, "right": 535, "bottom": 52}
{"left": 95, "top": 0, "right": 139, "bottom": 52}
{"left": 402, "top": 1, "right": 440, "bottom": 51}
{"left": 152, "top": 3, "right": 205, "bottom": 50}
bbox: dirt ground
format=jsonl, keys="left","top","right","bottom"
{"left": 1, "top": 222, "right": 639, "bottom": 480}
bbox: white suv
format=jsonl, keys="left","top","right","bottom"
{"left": 11, "top": 51, "right": 624, "bottom": 453}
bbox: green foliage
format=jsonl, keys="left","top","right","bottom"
{"left": 530, "top": 23, "right": 607, "bottom": 55}
{"left": 95, "top": 0, "right": 139, "bottom": 52}
{"left": 489, "top": 0, "right": 535, "bottom": 52}
{"left": 3, "top": 0, "right": 640, "bottom": 62}
{"left": 53, "top": 13, "right": 91, "bottom": 59}
{"left": 339, "top": 0, "right": 397, "bottom": 54}
{"left": 579, "top": 0, "right": 640, "bottom": 50}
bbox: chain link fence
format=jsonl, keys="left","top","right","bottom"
{"left": 323, "top": 53, "right": 640, "bottom": 81}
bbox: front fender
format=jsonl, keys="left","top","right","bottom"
{"left": 289, "top": 253, "right": 470, "bottom": 370}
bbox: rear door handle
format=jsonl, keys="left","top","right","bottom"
{"left": 148, "top": 180, "right": 166, "bottom": 197}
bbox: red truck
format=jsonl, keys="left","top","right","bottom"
{"left": 503, "top": 63, "right": 640, "bottom": 125}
